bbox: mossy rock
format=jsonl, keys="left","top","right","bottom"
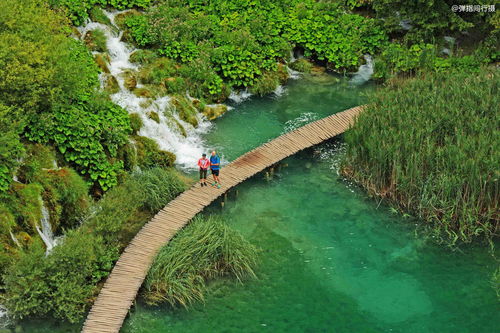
{"left": 290, "top": 58, "right": 313, "bottom": 73}
{"left": 147, "top": 111, "right": 160, "bottom": 123}
{"left": 122, "top": 70, "right": 138, "bottom": 90}
{"left": 163, "top": 109, "right": 187, "bottom": 137}
{"left": 130, "top": 49, "right": 158, "bottom": 65}
{"left": 129, "top": 113, "right": 143, "bottom": 135}
{"left": 103, "top": 74, "right": 120, "bottom": 94}
{"left": 133, "top": 87, "right": 153, "bottom": 98}
{"left": 89, "top": 6, "right": 112, "bottom": 26}
{"left": 133, "top": 136, "right": 176, "bottom": 168}
{"left": 311, "top": 65, "right": 327, "bottom": 75}
{"left": 203, "top": 104, "right": 228, "bottom": 120}
{"left": 277, "top": 63, "right": 290, "bottom": 83}
{"left": 170, "top": 96, "right": 199, "bottom": 127}
{"left": 114, "top": 10, "right": 141, "bottom": 30}
{"left": 249, "top": 71, "right": 280, "bottom": 96}
{"left": 95, "top": 53, "right": 110, "bottom": 73}
{"left": 138, "top": 58, "right": 177, "bottom": 85}
{"left": 117, "top": 141, "right": 138, "bottom": 171}
{"left": 84, "top": 29, "right": 107, "bottom": 53}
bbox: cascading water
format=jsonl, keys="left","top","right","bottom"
{"left": 350, "top": 55, "right": 374, "bottom": 85}
{"left": 78, "top": 11, "right": 212, "bottom": 169}
{"left": 36, "top": 200, "right": 56, "bottom": 253}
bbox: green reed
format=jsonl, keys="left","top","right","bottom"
{"left": 343, "top": 68, "right": 499, "bottom": 244}
{"left": 143, "top": 215, "right": 258, "bottom": 307}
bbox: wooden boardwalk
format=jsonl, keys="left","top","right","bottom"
{"left": 82, "top": 105, "right": 365, "bottom": 333}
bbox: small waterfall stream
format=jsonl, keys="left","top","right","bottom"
{"left": 36, "top": 200, "right": 57, "bottom": 253}
{"left": 350, "top": 55, "right": 374, "bottom": 85}
{"left": 79, "top": 11, "right": 212, "bottom": 170}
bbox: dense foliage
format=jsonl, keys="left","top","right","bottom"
{"left": 144, "top": 215, "right": 257, "bottom": 307}
{"left": 120, "top": 0, "right": 387, "bottom": 100}
{"left": 3, "top": 168, "right": 187, "bottom": 322}
{"left": 343, "top": 69, "right": 499, "bottom": 243}
{"left": 0, "top": 0, "right": 131, "bottom": 193}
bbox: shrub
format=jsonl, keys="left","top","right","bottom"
{"left": 17, "top": 144, "right": 57, "bottom": 184}
{"left": 0, "top": 103, "right": 24, "bottom": 193}
{"left": 129, "top": 49, "right": 158, "bottom": 65}
{"left": 9, "top": 183, "right": 44, "bottom": 233}
{"left": 342, "top": 69, "right": 499, "bottom": 244}
{"left": 3, "top": 232, "right": 118, "bottom": 323}
{"left": 144, "top": 215, "right": 257, "bottom": 307}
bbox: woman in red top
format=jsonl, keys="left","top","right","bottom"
{"left": 197, "top": 153, "right": 210, "bottom": 187}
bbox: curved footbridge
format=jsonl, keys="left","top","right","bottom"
{"left": 82, "top": 105, "right": 365, "bottom": 333}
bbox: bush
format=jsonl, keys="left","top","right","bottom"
{"left": 343, "top": 69, "right": 499, "bottom": 244}
{"left": 3, "top": 232, "right": 118, "bottom": 323}
{"left": 144, "top": 215, "right": 257, "bottom": 307}
{"left": 17, "top": 144, "right": 57, "bottom": 184}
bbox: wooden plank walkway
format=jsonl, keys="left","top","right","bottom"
{"left": 82, "top": 105, "right": 365, "bottom": 333}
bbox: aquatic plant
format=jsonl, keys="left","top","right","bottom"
{"left": 144, "top": 215, "right": 258, "bottom": 307}
{"left": 343, "top": 68, "right": 499, "bottom": 244}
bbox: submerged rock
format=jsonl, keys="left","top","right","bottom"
{"left": 147, "top": 111, "right": 160, "bottom": 123}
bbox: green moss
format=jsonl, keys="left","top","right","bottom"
{"left": 39, "top": 168, "right": 90, "bottom": 231}
{"left": 163, "top": 77, "right": 187, "bottom": 94}
{"left": 171, "top": 96, "right": 198, "bottom": 127}
{"left": 89, "top": 6, "right": 112, "bottom": 26}
{"left": 138, "top": 58, "right": 177, "bottom": 85}
{"left": 134, "top": 136, "right": 176, "bottom": 168}
{"left": 129, "top": 113, "right": 143, "bottom": 135}
{"left": 249, "top": 71, "right": 280, "bottom": 96}
{"left": 117, "top": 142, "right": 138, "bottom": 171}
{"left": 84, "top": 29, "right": 107, "bottom": 53}
{"left": 0, "top": 203, "right": 16, "bottom": 238}
{"left": 130, "top": 49, "right": 158, "bottom": 65}
{"left": 10, "top": 183, "right": 44, "bottom": 233}
{"left": 17, "top": 144, "right": 57, "bottom": 184}
{"left": 290, "top": 58, "right": 313, "bottom": 73}
{"left": 147, "top": 111, "right": 160, "bottom": 123}
{"left": 276, "top": 63, "right": 290, "bottom": 83}
{"left": 163, "top": 110, "right": 187, "bottom": 137}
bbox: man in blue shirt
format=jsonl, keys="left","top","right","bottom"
{"left": 210, "top": 150, "right": 221, "bottom": 188}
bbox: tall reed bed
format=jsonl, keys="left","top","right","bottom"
{"left": 343, "top": 68, "right": 499, "bottom": 244}
{"left": 144, "top": 215, "right": 257, "bottom": 307}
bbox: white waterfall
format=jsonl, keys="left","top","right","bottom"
{"left": 36, "top": 200, "right": 56, "bottom": 254}
{"left": 79, "top": 10, "right": 212, "bottom": 170}
{"left": 350, "top": 55, "right": 374, "bottom": 85}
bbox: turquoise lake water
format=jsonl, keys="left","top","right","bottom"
{"left": 18, "top": 75, "right": 499, "bottom": 333}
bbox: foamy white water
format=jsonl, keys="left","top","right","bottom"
{"left": 79, "top": 11, "right": 212, "bottom": 170}
{"left": 350, "top": 55, "right": 374, "bottom": 85}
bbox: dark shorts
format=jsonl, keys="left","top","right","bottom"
{"left": 211, "top": 169, "right": 220, "bottom": 176}
{"left": 199, "top": 168, "right": 208, "bottom": 179}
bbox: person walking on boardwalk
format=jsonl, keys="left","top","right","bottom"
{"left": 210, "top": 150, "right": 221, "bottom": 188}
{"left": 197, "top": 153, "right": 210, "bottom": 187}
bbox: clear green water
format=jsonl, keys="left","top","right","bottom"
{"left": 18, "top": 76, "right": 498, "bottom": 332}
